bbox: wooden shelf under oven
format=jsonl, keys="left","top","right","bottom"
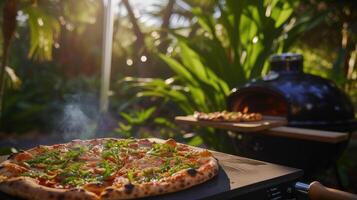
{"left": 175, "top": 116, "right": 349, "bottom": 143}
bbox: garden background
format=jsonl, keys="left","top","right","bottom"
{"left": 0, "top": 0, "right": 356, "bottom": 192}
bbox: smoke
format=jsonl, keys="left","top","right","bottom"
{"left": 58, "top": 94, "right": 99, "bottom": 141}
{"left": 60, "top": 104, "right": 96, "bottom": 140}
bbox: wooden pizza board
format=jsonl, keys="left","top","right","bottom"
{"left": 175, "top": 116, "right": 348, "bottom": 143}
{"left": 0, "top": 138, "right": 302, "bottom": 200}
{"left": 175, "top": 115, "right": 287, "bottom": 132}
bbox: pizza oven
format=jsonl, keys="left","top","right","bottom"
{"left": 227, "top": 53, "right": 357, "bottom": 176}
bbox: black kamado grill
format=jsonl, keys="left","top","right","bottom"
{"left": 227, "top": 53, "right": 357, "bottom": 177}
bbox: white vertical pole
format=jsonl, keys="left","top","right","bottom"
{"left": 100, "top": 0, "right": 115, "bottom": 112}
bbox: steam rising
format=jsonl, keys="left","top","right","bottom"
{"left": 59, "top": 95, "right": 99, "bottom": 141}
{"left": 61, "top": 104, "right": 96, "bottom": 140}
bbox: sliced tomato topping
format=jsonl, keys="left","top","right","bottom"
{"left": 165, "top": 138, "right": 177, "bottom": 147}
{"left": 14, "top": 152, "right": 33, "bottom": 162}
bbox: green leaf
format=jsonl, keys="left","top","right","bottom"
{"left": 100, "top": 160, "right": 115, "bottom": 179}
{"left": 127, "top": 169, "right": 134, "bottom": 183}
{"left": 188, "top": 136, "right": 203, "bottom": 147}
{"left": 159, "top": 54, "right": 198, "bottom": 87}
{"left": 24, "top": 6, "right": 60, "bottom": 61}
{"left": 119, "top": 107, "right": 156, "bottom": 125}
{"left": 271, "top": 1, "right": 295, "bottom": 28}
{"left": 154, "top": 117, "right": 176, "bottom": 129}
{"left": 191, "top": 7, "right": 217, "bottom": 39}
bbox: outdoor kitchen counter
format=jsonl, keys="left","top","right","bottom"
{"left": 0, "top": 147, "right": 303, "bottom": 200}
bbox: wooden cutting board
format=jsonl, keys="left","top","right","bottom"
{"left": 0, "top": 138, "right": 302, "bottom": 200}
{"left": 175, "top": 115, "right": 287, "bottom": 132}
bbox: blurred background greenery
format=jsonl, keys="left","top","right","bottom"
{"left": 0, "top": 0, "right": 355, "bottom": 142}
{"left": 0, "top": 0, "right": 356, "bottom": 191}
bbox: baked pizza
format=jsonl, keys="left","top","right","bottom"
{"left": 194, "top": 111, "right": 263, "bottom": 122}
{"left": 0, "top": 138, "right": 218, "bottom": 200}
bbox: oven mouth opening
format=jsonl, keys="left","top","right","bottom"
{"left": 227, "top": 87, "right": 288, "bottom": 117}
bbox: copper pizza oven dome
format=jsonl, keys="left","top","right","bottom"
{"left": 227, "top": 53, "right": 357, "bottom": 132}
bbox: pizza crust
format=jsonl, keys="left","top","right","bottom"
{"left": 0, "top": 177, "right": 98, "bottom": 200}
{"left": 0, "top": 138, "right": 219, "bottom": 200}
{"left": 100, "top": 157, "right": 219, "bottom": 199}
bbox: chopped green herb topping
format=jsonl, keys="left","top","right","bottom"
{"left": 127, "top": 169, "right": 134, "bottom": 183}
{"left": 18, "top": 138, "right": 206, "bottom": 188}
{"left": 26, "top": 150, "right": 61, "bottom": 165}
{"left": 99, "top": 160, "right": 116, "bottom": 179}
{"left": 22, "top": 171, "right": 56, "bottom": 180}
{"left": 58, "top": 162, "right": 96, "bottom": 186}
{"left": 104, "top": 139, "right": 134, "bottom": 149}
{"left": 148, "top": 143, "right": 176, "bottom": 156}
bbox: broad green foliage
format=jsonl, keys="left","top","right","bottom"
{"left": 132, "top": 0, "right": 305, "bottom": 113}
{"left": 158, "top": 44, "right": 229, "bottom": 113}
{"left": 0, "top": 0, "right": 103, "bottom": 131}
{"left": 126, "top": 0, "right": 325, "bottom": 150}
{"left": 15, "top": 0, "right": 99, "bottom": 61}
{"left": 114, "top": 106, "right": 181, "bottom": 139}
{"left": 188, "top": 0, "right": 298, "bottom": 85}
{"left": 120, "top": 106, "right": 156, "bottom": 126}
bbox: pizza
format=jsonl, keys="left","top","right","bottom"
{"left": 0, "top": 138, "right": 218, "bottom": 200}
{"left": 194, "top": 111, "right": 263, "bottom": 122}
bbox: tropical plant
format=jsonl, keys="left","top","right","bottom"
{"left": 113, "top": 106, "right": 188, "bottom": 141}
{"left": 0, "top": 0, "right": 102, "bottom": 131}
{"left": 1, "top": 0, "right": 19, "bottom": 120}
{"left": 124, "top": 0, "right": 325, "bottom": 151}
{"left": 1, "top": 0, "right": 61, "bottom": 95}
{"left": 116, "top": 106, "right": 157, "bottom": 138}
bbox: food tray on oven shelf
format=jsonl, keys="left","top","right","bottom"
{"left": 175, "top": 115, "right": 287, "bottom": 132}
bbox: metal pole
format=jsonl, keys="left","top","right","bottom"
{"left": 100, "top": 0, "right": 115, "bottom": 112}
